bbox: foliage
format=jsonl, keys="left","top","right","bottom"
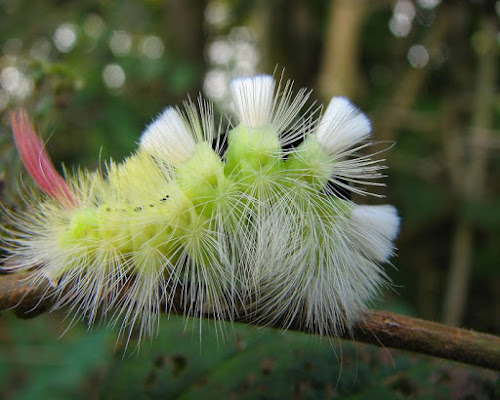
{"left": 1, "top": 314, "right": 498, "bottom": 400}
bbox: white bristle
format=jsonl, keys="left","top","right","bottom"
{"left": 140, "top": 107, "right": 196, "bottom": 164}
{"left": 230, "top": 75, "right": 275, "bottom": 128}
{"left": 316, "top": 97, "right": 372, "bottom": 154}
{"left": 4, "top": 74, "right": 401, "bottom": 348}
{"left": 349, "top": 205, "right": 400, "bottom": 262}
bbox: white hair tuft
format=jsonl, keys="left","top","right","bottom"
{"left": 349, "top": 205, "right": 400, "bottom": 262}
{"left": 140, "top": 107, "right": 196, "bottom": 164}
{"left": 316, "top": 97, "right": 372, "bottom": 155}
{"left": 230, "top": 75, "right": 275, "bottom": 128}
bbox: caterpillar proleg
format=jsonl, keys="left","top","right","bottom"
{"left": 1, "top": 74, "right": 400, "bottom": 343}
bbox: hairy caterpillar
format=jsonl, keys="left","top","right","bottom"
{"left": 2, "top": 75, "right": 399, "bottom": 343}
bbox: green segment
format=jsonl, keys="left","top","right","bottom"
{"left": 60, "top": 124, "right": 351, "bottom": 273}
{"left": 224, "top": 124, "right": 282, "bottom": 177}
{"left": 176, "top": 142, "right": 225, "bottom": 199}
{"left": 285, "top": 134, "right": 333, "bottom": 190}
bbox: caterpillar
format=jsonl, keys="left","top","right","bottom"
{"left": 1, "top": 74, "right": 400, "bottom": 343}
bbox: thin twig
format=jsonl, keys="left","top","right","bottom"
{"left": 0, "top": 271, "right": 498, "bottom": 370}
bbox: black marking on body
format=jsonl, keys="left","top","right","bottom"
{"left": 324, "top": 179, "right": 351, "bottom": 201}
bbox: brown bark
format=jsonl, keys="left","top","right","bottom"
{"left": 0, "top": 271, "right": 53, "bottom": 318}
{"left": 349, "top": 311, "right": 500, "bottom": 371}
{"left": 316, "top": 0, "right": 368, "bottom": 101}
{"left": 1, "top": 271, "right": 499, "bottom": 370}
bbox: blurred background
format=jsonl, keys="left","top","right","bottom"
{"left": 0, "top": 0, "right": 498, "bottom": 398}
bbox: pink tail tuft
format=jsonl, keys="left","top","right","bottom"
{"left": 10, "top": 109, "right": 77, "bottom": 208}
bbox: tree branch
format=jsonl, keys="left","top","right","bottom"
{"left": 0, "top": 271, "right": 499, "bottom": 370}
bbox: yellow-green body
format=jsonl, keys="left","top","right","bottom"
{"left": 57, "top": 123, "right": 351, "bottom": 278}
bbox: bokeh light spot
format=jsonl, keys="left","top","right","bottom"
{"left": 53, "top": 23, "right": 78, "bottom": 53}
{"left": 203, "top": 69, "right": 228, "bottom": 101}
{"left": 205, "top": 1, "right": 230, "bottom": 27}
{"left": 30, "top": 37, "right": 52, "bottom": 60}
{"left": 417, "top": 0, "right": 441, "bottom": 10}
{"left": 408, "top": 44, "right": 430, "bottom": 68}
{"left": 0, "top": 66, "right": 33, "bottom": 99}
{"left": 84, "top": 14, "right": 106, "bottom": 39}
{"left": 109, "top": 31, "right": 132, "bottom": 56}
{"left": 103, "top": 64, "right": 126, "bottom": 89}
{"left": 139, "top": 35, "right": 164, "bottom": 59}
